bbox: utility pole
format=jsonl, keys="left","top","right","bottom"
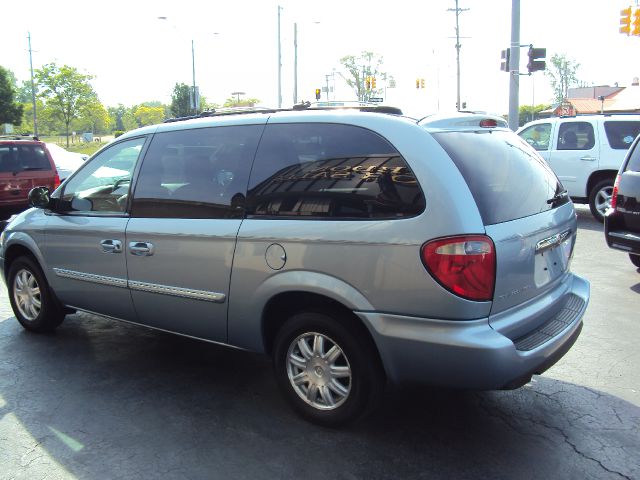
{"left": 277, "top": 5, "right": 283, "bottom": 108}
{"left": 508, "top": 0, "right": 520, "bottom": 131}
{"left": 27, "top": 32, "right": 38, "bottom": 138}
{"left": 448, "top": 0, "right": 469, "bottom": 111}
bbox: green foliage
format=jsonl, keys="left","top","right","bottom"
{"left": 222, "top": 97, "right": 260, "bottom": 108}
{"left": 519, "top": 104, "right": 550, "bottom": 127}
{"left": 545, "top": 54, "right": 581, "bottom": 104}
{"left": 170, "top": 83, "right": 192, "bottom": 117}
{"left": 36, "top": 63, "right": 98, "bottom": 147}
{"left": 113, "top": 130, "right": 125, "bottom": 138}
{"left": 0, "top": 66, "right": 24, "bottom": 125}
{"left": 338, "top": 52, "right": 387, "bottom": 102}
{"left": 134, "top": 105, "right": 165, "bottom": 126}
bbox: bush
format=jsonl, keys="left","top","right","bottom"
{"left": 113, "top": 130, "right": 125, "bottom": 138}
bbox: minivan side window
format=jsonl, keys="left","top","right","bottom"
{"left": 518, "top": 123, "right": 551, "bottom": 151}
{"left": 246, "top": 123, "right": 425, "bottom": 219}
{"left": 58, "top": 137, "right": 145, "bottom": 214}
{"left": 557, "top": 122, "right": 595, "bottom": 151}
{"left": 604, "top": 121, "right": 640, "bottom": 150}
{"left": 131, "top": 125, "right": 262, "bottom": 219}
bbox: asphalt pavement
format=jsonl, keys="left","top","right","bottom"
{"left": 0, "top": 206, "right": 638, "bottom": 480}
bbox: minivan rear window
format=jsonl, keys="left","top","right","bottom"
{"left": 0, "top": 144, "right": 51, "bottom": 173}
{"left": 432, "top": 130, "right": 567, "bottom": 225}
{"left": 604, "top": 121, "right": 640, "bottom": 150}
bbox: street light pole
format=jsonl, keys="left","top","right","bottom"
{"left": 277, "top": 5, "right": 283, "bottom": 108}
{"left": 448, "top": 0, "right": 469, "bottom": 111}
{"left": 293, "top": 22, "right": 298, "bottom": 104}
{"left": 191, "top": 39, "right": 197, "bottom": 114}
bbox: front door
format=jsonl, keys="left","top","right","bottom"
{"left": 43, "top": 137, "right": 147, "bottom": 321}
{"left": 125, "top": 124, "right": 264, "bottom": 342}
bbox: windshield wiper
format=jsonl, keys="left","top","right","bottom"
{"left": 547, "top": 189, "right": 568, "bottom": 205}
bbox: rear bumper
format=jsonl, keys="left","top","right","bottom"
{"left": 357, "top": 273, "right": 589, "bottom": 390}
{"left": 605, "top": 213, "right": 640, "bottom": 255}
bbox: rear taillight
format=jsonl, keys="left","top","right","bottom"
{"left": 610, "top": 174, "right": 620, "bottom": 210}
{"left": 421, "top": 235, "right": 496, "bottom": 301}
{"left": 53, "top": 173, "right": 61, "bottom": 189}
{"left": 479, "top": 119, "right": 498, "bottom": 128}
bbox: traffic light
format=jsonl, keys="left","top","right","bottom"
{"left": 416, "top": 78, "right": 420, "bottom": 89}
{"left": 371, "top": 77, "right": 376, "bottom": 89}
{"left": 527, "top": 46, "right": 546, "bottom": 73}
{"left": 633, "top": 8, "right": 640, "bottom": 35}
{"left": 500, "top": 48, "right": 510, "bottom": 72}
{"left": 420, "top": 78, "right": 425, "bottom": 89}
{"left": 620, "top": 7, "right": 632, "bottom": 34}
{"left": 365, "top": 77, "right": 371, "bottom": 90}
{"left": 315, "top": 88, "right": 321, "bottom": 100}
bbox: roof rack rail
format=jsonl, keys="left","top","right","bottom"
{"left": 162, "top": 101, "right": 403, "bottom": 123}
{"left": 0, "top": 134, "right": 40, "bottom": 141}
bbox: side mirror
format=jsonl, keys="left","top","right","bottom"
{"left": 28, "top": 187, "right": 51, "bottom": 209}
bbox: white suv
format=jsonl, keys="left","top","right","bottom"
{"left": 518, "top": 115, "right": 640, "bottom": 221}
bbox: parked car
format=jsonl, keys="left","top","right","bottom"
{"left": 45, "top": 143, "right": 88, "bottom": 182}
{"left": 517, "top": 114, "right": 640, "bottom": 221}
{"left": 605, "top": 133, "right": 640, "bottom": 269}
{"left": 0, "top": 137, "right": 60, "bottom": 221}
{"left": 0, "top": 107, "right": 589, "bottom": 426}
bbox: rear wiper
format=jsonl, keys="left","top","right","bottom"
{"left": 547, "top": 189, "right": 568, "bottom": 205}
{"left": 21, "top": 167, "right": 46, "bottom": 171}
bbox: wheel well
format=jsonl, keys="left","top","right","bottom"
{"left": 3, "top": 245, "right": 37, "bottom": 282}
{"left": 587, "top": 170, "right": 617, "bottom": 197}
{"left": 262, "top": 292, "right": 381, "bottom": 360}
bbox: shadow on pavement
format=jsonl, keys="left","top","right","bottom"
{"left": 0, "top": 313, "right": 638, "bottom": 479}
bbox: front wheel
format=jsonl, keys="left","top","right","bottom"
{"left": 588, "top": 179, "right": 614, "bottom": 223}
{"left": 630, "top": 254, "right": 640, "bottom": 269}
{"left": 273, "top": 311, "right": 384, "bottom": 426}
{"left": 8, "top": 256, "right": 65, "bottom": 332}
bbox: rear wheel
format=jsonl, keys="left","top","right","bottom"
{"left": 630, "top": 254, "right": 640, "bottom": 269}
{"left": 588, "top": 179, "right": 614, "bottom": 222}
{"left": 8, "top": 256, "right": 65, "bottom": 333}
{"left": 273, "top": 310, "right": 384, "bottom": 427}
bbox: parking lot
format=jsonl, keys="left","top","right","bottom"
{"left": 0, "top": 206, "right": 638, "bottom": 480}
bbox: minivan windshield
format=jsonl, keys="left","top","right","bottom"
{"left": 432, "top": 130, "right": 567, "bottom": 225}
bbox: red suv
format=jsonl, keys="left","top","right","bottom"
{"left": 0, "top": 137, "right": 60, "bottom": 221}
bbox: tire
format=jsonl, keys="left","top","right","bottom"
{"left": 273, "top": 310, "right": 384, "bottom": 427}
{"left": 630, "top": 254, "right": 640, "bottom": 269}
{"left": 588, "top": 179, "right": 614, "bottom": 223}
{"left": 7, "top": 256, "right": 65, "bottom": 333}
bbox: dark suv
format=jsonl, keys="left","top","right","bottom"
{"left": 0, "top": 137, "right": 59, "bottom": 221}
{"left": 605, "top": 134, "right": 640, "bottom": 269}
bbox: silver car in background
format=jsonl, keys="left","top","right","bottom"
{"left": 0, "top": 108, "right": 589, "bottom": 426}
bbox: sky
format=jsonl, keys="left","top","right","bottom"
{"left": 1, "top": 0, "right": 638, "bottom": 119}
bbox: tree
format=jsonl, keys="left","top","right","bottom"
{"left": 519, "top": 104, "right": 551, "bottom": 127}
{"left": 170, "top": 83, "right": 192, "bottom": 117}
{"left": 0, "top": 66, "right": 24, "bottom": 125}
{"left": 134, "top": 105, "right": 165, "bottom": 126}
{"left": 338, "top": 51, "right": 387, "bottom": 102}
{"left": 36, "top": 63, "right": 97, "bottom": 147}
{"left": 74, "top": 99, "right": 111, "bottom": 135}
{"left": 222, "top": 97, "right": 260, "bottom": 108}
{"left": 545, "top": 54, "right": 580, "bottom": 104}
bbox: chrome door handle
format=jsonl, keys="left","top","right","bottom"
{"left": 129, "top": 241, "right": 155, "bottom": 256}
{"left": 580, "top": 156, "right": 597, "bottom": 161}
{"left": 100, "top": 239, "right": 122, "bottom": 253}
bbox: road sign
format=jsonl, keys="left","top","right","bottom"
{"left": 369, "top": 97, "right": 383, "bottom": 103}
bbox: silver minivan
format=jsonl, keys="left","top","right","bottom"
{"left": 0, "top": 108, "right": 589, "bottom": 426}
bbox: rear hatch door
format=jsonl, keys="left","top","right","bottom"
{"left": 432, "top": 129, "right": 576, "bottom": 320}
{"left": 0, "top": 143, "right": 56, "bottom": 204}
{"left": 615, "top": 139, "right": 640, "bottom": 232}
